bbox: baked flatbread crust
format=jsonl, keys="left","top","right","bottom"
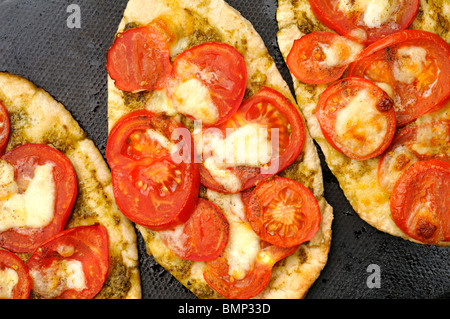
{"left": 276, "top": 0, "right": 450, "bottom": 246}
{"left": 0, "top": 72, "right": 141, "bottom": 298}
{"left": 108, "top": 0, "right": 333, "bottom": 298}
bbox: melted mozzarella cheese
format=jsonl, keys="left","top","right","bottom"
{"left": 334, "top": 89, "right": 388, "bottom": 157}
{"left": 30, "top": 258, "right": 87, "bottom": 299}
{"left": 172, "top": 78, "right": 219, "bottom": 125}
{"left": 0, "top": 267, "right": 19, "bottom": 299}
{"left": 379, "top": 145, "right": 418, "bottom": 191}
{"left": 338, "top": 0, "right": 397, "bottom": 28}
{"left": 393, "top": 46, "right": 428, "bottom": 85}
{"left": 0, "top": 162, "right": 56, "bottom": 232}
{"left": 199, "top": 124, "right": 273, "bottom": 193}
{"left": 410, "top": 122, "right": 450, "bottom": 158}
{"left": 206, "top": 190, "right": 260, "bottom": 280}
{"left": 319, "top": 38, "right": 363, "bottom": 68}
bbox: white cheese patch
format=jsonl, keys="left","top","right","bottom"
{"left": 0, "top": 163, "right": 56, "bottom": 232}
{"left": 198, "top": 124, "right": 273, "bottom": 193}
{"left": 145, "top": 89, "right": 177, "bottom": 116}
{"left": 334, "top": 89, "right": 388, "bottom": 157}
{"left": 172, "top": 78, "right": 219, "bottom": 125}
{"left": 393, "top": 46, "right": 428, "bottom": 85}
{"left": 410, "top": 122, "right": 450, "bottom": 158}
{"left": 0, "top": 267, "right": 19, "bottom": 299}
{"left": 337, "top": 0, "right": 398, "bottom": 28}
{"left": 30, "top": 258, "right": 87, "bottom": 299}
{"left": 319, "top": 38, "right": 364, "bottom": 68}
{"left": 206, "top": 190, "right": 261, "bottom": 280}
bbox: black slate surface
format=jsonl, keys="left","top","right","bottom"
{"left": 0, "top": 0, "right": 449, "bottom": 299}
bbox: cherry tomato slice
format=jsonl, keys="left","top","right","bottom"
{"left": 166, "top": 42, "right": 247, "bottom": 126}
{"left": 378, "top": 120, "right": 450, "bottom": 192}
{"left": 0, "top": 249, "right": 31, "bottom": 299}
{"left": 246, "top": 176, "right": 321, "bottom": 247}
{"left": 106, "top": 22, "right": 173, "bottom": 93}
{"left": 390, "top": 160, "right": 450, "bottom": 245}
{"left": 106, "top": 110, "right": 200, "bottom": 230}
{"left": 198, "top": 86, "right": 306, "bottom": 194}
{"left": 287, "top": 31, "right": 363, "bottom": 84}
{"left": 348, "top": 30, "right": 450, "bottom": 127}
{"left": 27, "top": 224, "right": 109, "bottom": 299}
{"left": 0, "top": 101, "right": 10, "bottom": 155}
{"left": 0, "top": 144, "right": 77, "bottom": 253}
{"left": 203, "top": 242, "right": 298, "bottom": 299}
{"left": 159, "top": 198, "right": 229, "bottom": 262}
{"left": 308, "top": 0, "right": 419, "bottom": 44}
{"left": 316, "top": 77, "right": 396, "bottom": 161}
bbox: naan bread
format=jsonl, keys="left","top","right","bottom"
{"left": 0, "top": 72, "right": 141, "bottom": 298}
{"left": 276, "top": 0, "right": 450, "bottom": 246}
{"left": 108, "top": 0, "right": 333, "bottom": 298}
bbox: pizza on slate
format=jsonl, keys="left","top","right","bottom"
{"left": 106, "top": 0, "right": 333, "bottom": 299}
{"left": 0, "top": 73, "right": 141, "bottom": 299}
{"left": 277, "top": 0, "right": 450, "bottom": 245}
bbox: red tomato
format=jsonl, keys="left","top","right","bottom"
{"left": 0, "top": 101, "right": 10, "bottom": 155}
{"left": 316, "top": 77, "right": 396, "bottom": 161}
{"left": 287, "top": 31, "right": 363, "bottom": 84}
{"left": 0, "top": 144, "right": 77, "bottom": 253}
{"left": 106, "top": 110, "right": 200, "bottom": 230}
{"left": 378, "top": 120, "right": 450, "bottom": 192}
{"left": 390, "top": 160, "right": 450, "bottom": 245}
{"left": 27, "top": 224, "right": 109, "bottom": 299}
{"left": 0, "top": 250, "right": 31, "bottom": 299}
{"left": 246, "top": 176, "right": 321, "bottom": 247}
{"left": 348, "top": 30, "right": 450, "bottom": 127}
{"left": 106, "top": 21, "right": 173, "bottom": 93}
{"left": 159, "top": 198, "right": 229, "bottom": 262}
{"left": 203, "top": 242, "right": 298, "bottom": 299}
{"left": 198, "top": 86, "right": 306, "bottom": 194}
{"left": 166, "top": 42, "right": 247, "bottom": 126}
{"left": 308, "top": 0, "right": 419, "bottom": 44}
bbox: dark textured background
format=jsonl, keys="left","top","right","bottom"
{"left": 0, "top": 0, "right": 449, "bottom": 299}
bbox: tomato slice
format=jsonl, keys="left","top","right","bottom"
{"left": 378, "top": 120, "right": 450, "bottom": 192}
{"left": 308, "top": 0, "right": 419, "bottom": 44}
{"left": 106, "top": 21, "right": 173, "bottom": 93}
{"left": 26, "top": 224, "right": 109, "bottom": 299}
{"left": 246, "top": 176, "right": 321, "bottom": 247}
{"left": 316, "top": 77, "right": 396, "bottom": 161}
{"left": 0, "top": 101, "right": 10, "bottom": 155}
{"left": 106, "top": 110, "right": 200, "bottom": 230}
{"left": 198, "top": 86, "right": 306, "bottom": 194}
{"left": 390, "top": 160, "right": 450, "bottom": 244}
{"left": 166, "top": 42, "right": 247, "bottom": 126}
{"left": 203, "top": 242, "right": 298, "bottom": 299}
{"left": 348, "top": 30, "right": 450, "bottom": 127}
{"left": 0, "top": 144, "right": 77, "bottom": 253}
{"left": 287, "top": 31, "right": 363, "bottom": 84}
{"left": 0, "top": 249, "right": 31, "bottom": 299}
{"left": 159, "top": 198, "right": 229, "bottom": 262}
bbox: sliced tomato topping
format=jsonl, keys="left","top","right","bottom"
{"left": 378, "top": 119, "right": 450, "bottom": 192}
{"left": 0, "top": 144, "right": 77, "bottom": 253}
{"left": 246, "top": 176, "right": 321, "bottom": 247}
{"left": 0, "top": 249, "right": 31, "bottom": 299}
{"left": 287, "top": 31, "right": 363, "bottom": 84}
{"left": 348, "top": 30, "right": 450, "bottom": 127}
{"left": 0, "top": 101, "right": 10, "bottom": 155}
{"left": 106, "top": 21, "right": 173, "bottom": 93}
{"left": 27, "top": 224, "right": 109, "bottom": 299}
{"left": 166, "top": 42, "right": 247, "bottom": 126}
{"left": 159, "top": 198, "right": 229, "bottom": 262}
{"left": 308, "top": 0, "right": 419, "bottom": 44}
{"left": 106, "top": 110, "right": 200, "bottom": 230}
{"left": 390, "top": 160, "right": 450, "bottom": 244}
{"left": 316, "top": 77, "right": 396, "bottom": 161}
{"left": 203, "top": 242, "right": 298, "bottom": 299}
{"left": 198, "top": 86, "right": 306, "bottom": 194}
